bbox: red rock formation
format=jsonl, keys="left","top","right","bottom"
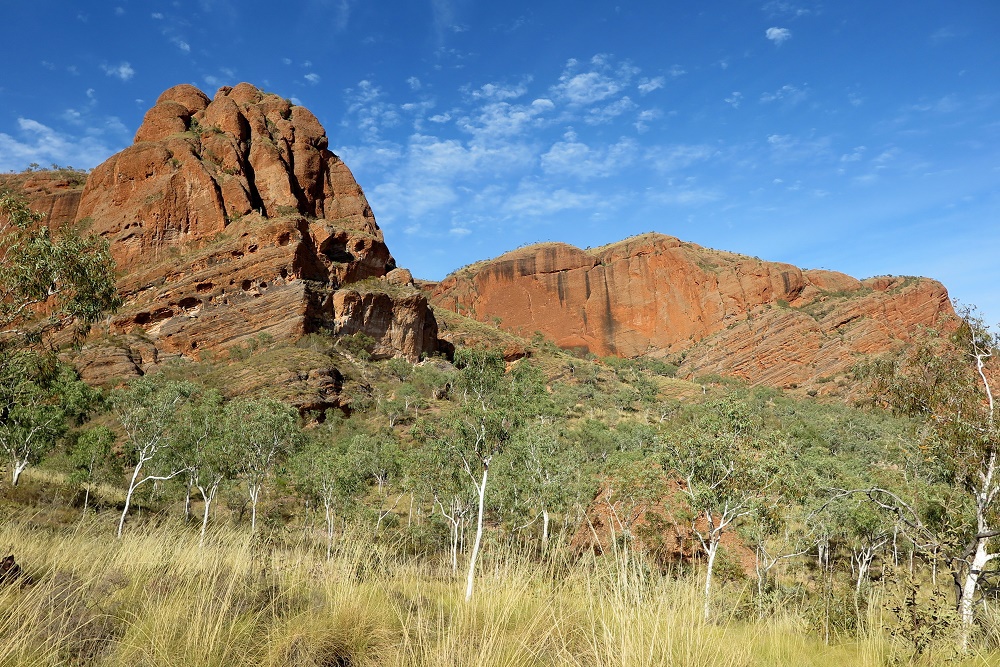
{"left": 9, "top": 84, "right": 439, "bottom": 385}
{"left": 429, "top": 233, "right": 955, "bottom": 388}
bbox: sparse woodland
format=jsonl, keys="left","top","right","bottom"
{"left": 3, "top": 189, "right": 1000, "bottom": 665}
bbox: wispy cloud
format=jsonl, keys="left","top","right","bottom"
{"left": 551, "top": 55, "right": 638, "bottom": 106}
{"left": 637, "top": 77, "right": 665, "bottom": 95}
{"left": 765, "top": 27, "right": 792, "bottom": 45}
{"left": 469, "top": 81, "right": 530, "bottom": 101}
{"left": 333, "top": 0, "right": 352, "bottom": 32}
{"left": 540, "top": 132, "right": 638, "bottom": 179}
{"left": 762, "top": 1, "right": 814, "bottom": 18}
{"left": 102, "top": 62, "right": 135, "bottom": 81}
{"left": 0, "top": 118, "right": 121, "bottom": 172}
{"left": 647, "top": 144, "right": 717, "bottom": 172}
{"left": 305, "top": 73, "right": 321, "bottom": 84}
{"left": 725, "top": 92, "right": 743, "bottom": 108}
{"left": 759, "top": 83, "right": 807, "bottom": 104}
{"left": 343, "top": 80, "right": 402, "bottom": 139}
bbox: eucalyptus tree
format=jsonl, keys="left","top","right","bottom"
{"left": 224, "top": 396, "right": 300, "bottom": 532}
{"left": 861, "top": 309, "right": 1000, "bottom": 651}
{"left": 0, "top": 190, "right": 120, "bottom": 346}
{"left": 0, "top": 351, "right": 95, "bottom": 485}
{"left": 661, "top": 393, "right": 780, "bottom": 620}
{"left": 498, "top": 420, "right": 579, "bottom": 550}
{"left": 444, "top": 349, "right": 546, "bottom": 601}
{"left": 70, "top": 425, "right": 119, "bottom": 513}
{"left": 174, "top": 388, "right": 232, "bottom": 546}
{"left": 291, "top": 435, "right": 364, "bottom": 558}
{"left": 112, "top": 376, "right": 197, "bottom": 538}
{"left": 348, "top": 430, "right": 404, "bottom": 532}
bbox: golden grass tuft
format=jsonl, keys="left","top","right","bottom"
{"left": 0, "top": 514, "right": 998, "bottom": 666}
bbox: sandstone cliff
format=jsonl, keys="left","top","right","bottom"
{"left": 428, "top": 233, "right": 955, "bottom": 388}
{"left": 5, "top": 84, "right": 439, "bottom": 393}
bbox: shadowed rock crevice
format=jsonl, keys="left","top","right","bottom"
{"left": 10, "top": 83, "right": 439, "bottom": 387}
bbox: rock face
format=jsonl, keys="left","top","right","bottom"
{"left": 429, "top": 233, "right": 955, "bottom": 388}
{"left": 14, "top": 84, "right": 439, "bottom": 385}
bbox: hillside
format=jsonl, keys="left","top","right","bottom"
{"left": 427, "top": 234, "right": 955, "bottom": 389}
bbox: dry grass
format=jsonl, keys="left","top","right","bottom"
{"left": 0, "top": 514, "right": 997, "bottom": 666}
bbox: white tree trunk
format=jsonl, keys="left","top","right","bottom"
{"left": 542, "top": 509, "right": 550, "bottom": 550}
{"left": 11, "top": 459, "right": 27, "bottom": 486}
{"left": 117, "top": 462, "right": 145, "bottom": 539}
{"left": 704, "top": 538, "right": 719, "bottom": 621}
{"left": 197, "top": 483, "right": 218, "bottom": 548}
{"left": 465, "top": 466, "right": 489, "bottom": 602}
{"left": 324, "top": 499, "right": 335, "bottom": 560}
{"left": 961, "top": 537, "right": 990, "bottom": 653}
{"left": 249, "top": 484, "right": 261, "bottom": 532}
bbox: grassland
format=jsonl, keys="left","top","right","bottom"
{"left": 0, "top": 505, "right": 996, "bottom": 667}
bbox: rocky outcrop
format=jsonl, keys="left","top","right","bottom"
{"left": 13, "top": 84, "right": 438, "bottom": 386}
{"left": 429, "top": 233, "right": 955, "bottom": 388}
{"left": 0, "top": 170, "right": 87, "bottom": 229}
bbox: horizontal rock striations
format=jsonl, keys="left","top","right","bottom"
{"left": 10, "top": 83, "right": 439, "bottom": 388}
{"left": 428, "top": 233, "right": 954, "bottom": 388}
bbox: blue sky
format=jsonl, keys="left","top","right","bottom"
{"left": 2, "top": 1, "right": 999, "bottom": 325}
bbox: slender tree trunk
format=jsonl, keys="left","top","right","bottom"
{"left": 11, "top": 460, "right": 27, "bottom": 486}
{"left": 118, "top": 462, "right": 145, "bottom": 539}
{"left": 465, "top": 466, "right": 489, "bottom": 602}
{"left": 961, "top": 537, "right": 990, "bottom": 653}
{"left": 198, "top": 484, "right": 218, "bottom": 548}
{"left": 704, "top": 537, "right": 720, "bottom": 621}
{"left": 324, "top": 499, "right": 335, "bottom": 560}
{"left": 542, "top": 508, "right": 550, "bottom": 550}
{"left": 249, "top": 484, "right": 261, "bottom": 532}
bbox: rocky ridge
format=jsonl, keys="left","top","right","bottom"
{"left": 4, "top": 83, "right": 440, "bottom": 407}
{"left": 428, "top": 234, "right": 955, "bottom": 389}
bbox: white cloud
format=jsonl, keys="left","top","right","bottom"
{"left": 102, "top": 62, "right": 135, "bottom": 81}
{"left": 449, "top": 227, "right": 471, "bottom": 236}
{"left": 333, "top": 0, "right": 352, "bottom": 31}
{"left": 429, "top": 113, "right": 452, "bottom": 123}
{"left": 650, "top": 180, "right": 723, "bottom": 206}
{"left": 725, "top": 92, "right": 743, "bottom": 108}
{"left": 470, "top": 81, "right": 529, "bottom": 101}
{"left": 540, "top": 134, "right": 638, "bottom": 179}
{"left": 766, "top": 133, "right": 832, "bottom": 162}
{"left": 762, "top": 1, "right": 813, "bottom": 18}
{"left": 172, "top": 38, "right": 191, "bottom": 53}
{"left": 929, "top": 26, "right": 957, "bottom": 44}
{"left": 759, "top": 83, "right": 807, "bottom": 104}
{"left": 457, "top": 99, "right": 552, "bottom": 141}
{"left": 343, "top": 80, "right": 401, "bottom": 139}
{"left": 504, "top": 182, "right": 602, "bottom": 217}
{"left": 840, "top": 146, "right": 866, "bottom": 162}
{"left": 151, "top": 12, "right": 163, "bottom": 19}
{"left": 0, "top": 118, "right": 120, "bottom": 172}
{"left": 647, "top": 144, "right": 717, "bottom": 172}
{"left": 282, "top": 57, "right": 292, "bottom": 65}
{"left": 407, "top": 76, "right": 422, "bottom": 91}
{"left": 634, "top": 108, "right": 661, "bottom": 132}
{"left": 765, "top": 27, "right": 792, "bottom": 45}
{"left": 114, "top": 6, "right": 125, "bottom": 16}
{"left": 553, "top": 70, "right": 622, "bottom": 105}
{"left": 551, "top": 55, "right": 639, "bottom": 106}
{"left": 585, "top": 96, "right": 636, "bottom": 125}
{"left": 637, "top": 77, "right": 665, "bottom": 94}
{"left": 305, "top": 73, "right": 321, "bottom": 84}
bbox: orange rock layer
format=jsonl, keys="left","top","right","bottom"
{"left": 6, "top": 83, "right": 441, "bottom": 387}
{"left": 429, "top": 233, "right": 955, "bottom": 388}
